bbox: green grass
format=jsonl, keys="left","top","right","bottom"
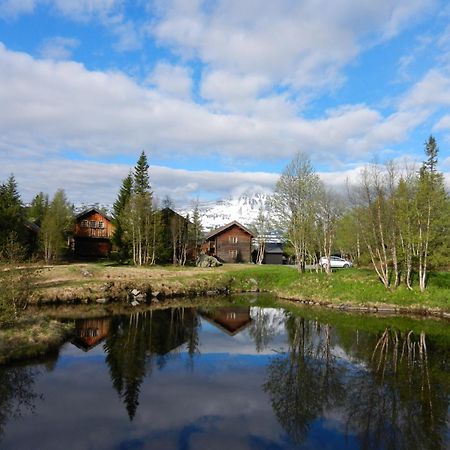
{"left": 224, "top": 265, "right": 450, "bottom": 311}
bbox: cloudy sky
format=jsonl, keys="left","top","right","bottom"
{"left": 0, "top": 0, "right": 449, "bottom": 206}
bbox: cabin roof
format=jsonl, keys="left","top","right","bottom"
{"left": 76, "top": 207, "right": 112, "bottom": 222}
{"left": 205, "top": 220, "right": 254, "bottom": 240}
{"left": 265, "top": 243, "right": 284, "bottom": 254}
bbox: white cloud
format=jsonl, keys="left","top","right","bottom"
{"left": 147, "top": 62, "right": 192, "bottom": 99}
{"left": 0, "top": 0, "right": 36, "bottom": 18}
{"left": 400, "top": 70, "right": 450, "bottom": 109}
{"left": 433, "top": 114, "right": 450, "bottom": 131}
{"left": 0, "top": 43, "right": 441, "bottom": 180}
{"left": 38, "top": 36, "right": 80, "bottom": 60}
{"left": 153, "top": 0, "right": 434, "bottom": 93}
{"left": 49, "top": 0, "right": 121, "bottom": 22}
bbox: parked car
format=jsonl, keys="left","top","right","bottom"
{"left": 319, "top": 256, "right": 352, "bottom": 268}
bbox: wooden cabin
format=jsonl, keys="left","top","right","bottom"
{"left": 74, "top": 208, "right": 114, "bottom": 258}
{"left": 203, "top": 221, "right": 254, "bottom": 263}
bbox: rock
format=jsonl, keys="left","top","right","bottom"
{"left": 196, "top": 254, "right": 223, "bottom": 268}
{"left": 131, "top": 300, "right": 140, "bottom": 307}
{"left": 96, "top": 298, "right": 108, "bottom": 304}
{"left": 81, "top": 269, "right": 92, "bottom": 277}
{"left": 131, "top": 289, "right": 140, "bottom": 296}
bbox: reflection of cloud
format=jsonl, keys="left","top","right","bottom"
{"left": 1, "top": 353, "right": 286, "bottom": 450}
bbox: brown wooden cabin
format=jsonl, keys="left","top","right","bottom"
{"left": 74, "top": 208, "right": 115, "bottom": 258}
{"left": 71, "top": 318, "right": 111, "bottom": 351}
{"left": 203, "top": 221, "right": 254, "bottom": 263}
{"left": 200, "top": 307, "right": 252, "bottom": 336}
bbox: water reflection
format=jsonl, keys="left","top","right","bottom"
{"left": 103, "top": 308, "right": 200, "bottom": 420}
{"left": 264, "top": 318, "right": 345, "bottom": 444}
{"left": 0, "top": 305, "right": 448, "bottom": 450}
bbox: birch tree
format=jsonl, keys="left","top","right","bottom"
{"left": 271, "top": 153, "right": 321, "bottom": 273}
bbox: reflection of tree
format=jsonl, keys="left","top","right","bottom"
{"left": 0, "top": 366, "right": 40, "bottom": 439}
{"left": 248, "top": 307, "right": 283, "bottom": 353}
{"left": 104, "top": 308, "right": 199, "bottom": 420}
{"left": 345, "top": 328, "right": 449, "bottom": 450}
{"left": 264, "top": 316, "right": 344, "bottom": 444}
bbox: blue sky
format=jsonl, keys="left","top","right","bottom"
{"left": 0, "top": 0, "right": 449, "bottom": 205}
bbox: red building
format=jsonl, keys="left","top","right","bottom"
{"left": 203, "top": 221, "right": 254, "bottom": 263}
{"left": 74, "top": 208, "right": 115, "bottom": 258}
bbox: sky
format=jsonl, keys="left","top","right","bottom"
{"left": 0, "top": 0, "right": 450, "bottom": 206}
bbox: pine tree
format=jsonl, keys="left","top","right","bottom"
{"left": 423, "top": 135, "right": 438, "bottom": 173}
{"left": 415, "top": 138, "right": 448, "bottom": 291}
{"left": 0, "top": 174, "right": 25, "bottom": 253}
{"left": 133, "top": 151, "right": 150, "bottom": 195}
{"left": 27, "top": 192, "right": 49, "bottom": 226}
{"left": 112, "top": 173, "right": 133, "bottom": 261}
{"left": 122, "top": 151, "right": 155, "bottom": 265}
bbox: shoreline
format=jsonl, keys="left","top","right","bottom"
{"left": 1, "top": 263, "right": 448, "bottom": 365}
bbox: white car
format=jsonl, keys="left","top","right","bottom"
{"left": 319, "top": 256, "right": 352, "bottom": 268}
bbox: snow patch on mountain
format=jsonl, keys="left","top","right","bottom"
{"left": 180, "top": 192, "right": 271, "bottom": 231}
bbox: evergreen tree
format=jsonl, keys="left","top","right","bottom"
{"left": 0, "top": 174, "right": 25, "bottom": 253}
{"left": 27, "top": 192, "right": 49, "bottom": 226}
{"left": 415, "top": 138, "right": 448, "bottom": 291}
{"left": 121, "top": 151, "right": 156, "bottom": 265}
{"left": 112, "top": 173, "right": 133, "bottom": 261}
{"left": 133, "top": 151, "right": 150, "bottom": 195}
{"left": 423, "top": 135, "right": 438, "bottom": 173}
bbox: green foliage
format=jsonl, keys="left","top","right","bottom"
{"left": 133, "top": 151, "right": 151, "bottom": 195}
{"left": 0, "top": 174, "right": 26, "bottom": 251}
{"left": 112, "top": 172, "right": 133, "bottom": 262}
{"left": 27, "top": 192, "right": 49, "bottom": 226}
{"left": 40, "top": 189, "right": 74, "bottom": 263}
{"left": 271, "top": 152, "right": 322, "bottom": 272}
{"left": 0, "top": 266, "right": 39, "bottom": 325}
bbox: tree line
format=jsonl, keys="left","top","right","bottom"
{"left": 0, "top": 151, "right": 203, "bottom": 266}
{"left": 263, "top": 136, "right": 449, "bottom": 291}
{"left": 0, "top": 137, "right": 448, "bottom": 292}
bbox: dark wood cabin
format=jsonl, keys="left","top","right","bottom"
{"left": 200, "top": 307, "right": 252, "bottom": 336}
{"left": 203, "top": 221, "right": 254, "bottom": 263}
{"left": 74, "top": 208, "right": 114, "bottom": 258}
{"left": 71, "top": 318, "right": 111, "bottom": 352}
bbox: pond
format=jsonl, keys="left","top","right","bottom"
{"left": 0, "top": 296, "right": 449, "bottom": 450}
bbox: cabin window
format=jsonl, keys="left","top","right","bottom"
{"left": 229, "top": 249, "right": 238, "bottom": 258}
{"left": 229, "top": 236, "right": 238, "bottom": 243}
{"left": 89, "top": 220, "right": 97, "bottom": 228}
{"left": 81, "top": 220, "right": 88, "bottom": 228}
{"left": 98, "top": 221, "right": 104, "bottom": 229}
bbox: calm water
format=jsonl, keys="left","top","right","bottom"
{"left": 0, "top": 298, "right": 449, "bottom": 450}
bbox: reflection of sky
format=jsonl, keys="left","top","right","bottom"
{"left": 0, "top": 308, "right": 403, "bottom": 450}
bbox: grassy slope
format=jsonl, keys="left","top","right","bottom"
{"left": 225, "top": 265, "right": 450, "bottom": 311}
{"left": 24, "top": 261, "right": 450, "bottom": 312}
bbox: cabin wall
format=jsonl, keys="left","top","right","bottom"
{"left": 263, "top": 253, "right": 284, "bottom": 265}
{"left": 75, "top": 211, "right": 114, "bottom": 239}
{"left": 213, "top": 225, "right": 252, "bottom": 263}
{"left": 74, "top": 211, "right": 115, "bottom": 258}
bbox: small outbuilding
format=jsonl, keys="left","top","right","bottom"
{"left": 263, "top": 243, "right": 285, "bottom": 265}
{"left": 203, "top": 221, "right": 254, "bottom": 263}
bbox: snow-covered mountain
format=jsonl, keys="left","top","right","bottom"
{"left": 180, "top": 192, "right": 271, "bottom": 231}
